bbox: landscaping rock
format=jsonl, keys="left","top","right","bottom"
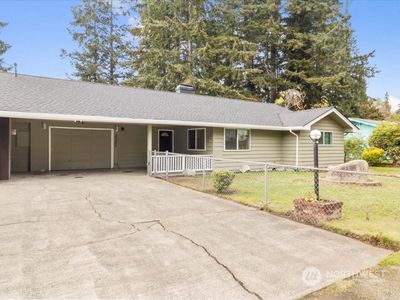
{"left": 325, "top": 160, "right": 369, "bottom": 183}
{"left": 183, "top": 169, "right": 196, "bottom": 176}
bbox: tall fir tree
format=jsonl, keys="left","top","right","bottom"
{"left": 125, "top": 0, "right": 374, "bottom": 113}
{"left": 62, "top": 0, "right": 131, "bottom": 84}
{"left": 240, "top": 0, "right": 285, "bottom": 102}
{"left": 125, "top": 0, "right": 207, "bottom": 91}
{"left": 126, "top": 0, "right": 256, "bottom": 99}
{"left": 0, "top": 21, "right": 11, "bottom": 72}
{"left": 197, "top": 0, "right": 259, "bottom": 99}
{"left": 283, "top": 0, "right": 375, "bottom": 114}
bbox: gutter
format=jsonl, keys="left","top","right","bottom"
{"left": 0, "top": 111, "right": 306, "bottom": 132}
{"left": 289, "top": 130, "right": 299, "bottom": 166}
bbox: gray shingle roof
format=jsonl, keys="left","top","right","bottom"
{"left": 279, "top": 107, "right": 333, "bottom": 127}
{"left": 0, "top": 72, "right": 336, "bottom": 129}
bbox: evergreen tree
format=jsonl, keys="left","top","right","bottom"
{"left": 283, "top": 0, "right": 375, "bottom": 115}
{"left": 62, "top": 0, "right": 131, "bottom": 84}
{"left": 240, "top": 0, "right": 285, "bottom": 102}
{"left": 125, "top": 0, "right": 207, "bottom": 90}
{"left": 0, "top": 21, "right": 11, "bottom": 72}
{"left": 125, "top": 0, "right": 374, "bottom": 112}
{"left": 197, "top": 0, "right": 260, "bottom": 99}
{"left": 126, "top": 0, "right": 255, "bottom": 99}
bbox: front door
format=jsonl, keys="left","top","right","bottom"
{"left": 158, "top": 130, "right": 174, "bottom": 152}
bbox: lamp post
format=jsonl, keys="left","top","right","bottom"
{"left": 309, "top": 130, "right": 322, "bottom": 201}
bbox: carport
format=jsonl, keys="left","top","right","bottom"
{"left": 0, "top": 117, "right": 155, "bottom": 179}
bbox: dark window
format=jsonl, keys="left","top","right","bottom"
{"left": 318, "top": 131, "right": 333, "bottom": 145}
{"left": 188, "top": 130, "right": 196, "bottom": 149}
{"left": 187, "top": 128, "right": 206, "bottom": 150}
{"left": 225, "top": 129, "right": 250, "bottom": 150}
{"left": 225, "top": 129, "right": 237, "bottom": 150}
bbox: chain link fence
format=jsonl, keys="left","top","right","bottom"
{"left": 164, "top": 157, "right": 400, "bottom": 250}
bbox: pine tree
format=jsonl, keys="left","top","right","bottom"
{"left": 0, "top": 21, "right": 11, "bottom": 72}
{"left": 62, "top": 0, "right": 131, "bottom": 84}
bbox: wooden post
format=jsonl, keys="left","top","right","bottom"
{"left": 147, "top": 124, "right": 152, "bottom": 175}
{"left": 0, "top": 118, "right": 11, "bottom": 180}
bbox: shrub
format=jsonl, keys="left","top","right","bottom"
{"left": 344, "top": 136, "right": 366, "bottom": 161}
{"left": 212, "top": 170, "right": 235, "bottom": 193}
{"left": 361, "top": 148, "right": 385, "bottom": 166}
{"left": 369, "top": 123, "right": 400, "bottom": 163}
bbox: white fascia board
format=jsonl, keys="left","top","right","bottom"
{"left": 0, "top": 111, "right": 306, "bottom": 132}
{"left": 303, "top": 108, "right": 358, "bottom": 132}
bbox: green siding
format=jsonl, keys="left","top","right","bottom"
{"left": 212, "top": 128, "right": 282, "bottom": 169}
{"left": 297, "top": 116, "right": 345, "bottom": 167}
{"left": 281, "top": 131, "right": 298, "bottom": 165}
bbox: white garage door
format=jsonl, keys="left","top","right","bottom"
{"left": 50, "top": 127, "right": 114, "bottom": 171}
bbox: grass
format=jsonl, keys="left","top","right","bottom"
{"left": 169, "top": 166, "right": 400, "bottom": 249}
{"left": 379, "top": 252, "right": 400, "bottom": 267}
{"left": 303, "top": 252, "right": 400, "bottom": 299}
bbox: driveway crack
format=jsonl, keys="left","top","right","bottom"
{"left": 85, "top": 194, "right": 135, "bottom": 231}
{"left": 84, "top": 197, "right": 262, "bottom": 299}
{"left": 152, "top": 220, "right": 263, "bottom": 300}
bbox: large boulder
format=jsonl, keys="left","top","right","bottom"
{"left": 325, "top": 160, "right": 369, "bottom": 183}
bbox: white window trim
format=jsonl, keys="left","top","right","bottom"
{"left": 319, "top": 131, "right": 333, "bottom": 146}
{"left": 187, "top": 128, "right": 207, "bottom": 151}
{"left": 223, "top": 128, "right": 251, "bottom": 152}
{"left": 157, "top": 129, "right": 174, "bottom": 152}
{"left": 48, "top": 126, "right": 114, "bottom": 172}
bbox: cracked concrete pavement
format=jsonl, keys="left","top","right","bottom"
{"left": 0, "top": 170, "right": 391, "bottom": 299}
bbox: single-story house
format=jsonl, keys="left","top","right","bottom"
{"left": 0, "top": 72, "right": 357, "bottom": 180}
{"left": 347, "top": 118, "right": 380, "bottom": 141}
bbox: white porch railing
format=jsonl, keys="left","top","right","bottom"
{"left": 151, "top": 151, "right": 213, "bottom": 175}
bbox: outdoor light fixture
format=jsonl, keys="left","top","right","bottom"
{"left": 309, "top": 129, "right": 321, "bottom": 201}
{"left": 42, "top": 122, "right": 47, "bottom": 130}
{"left": 309, "top": 129, "right": 322, "bottom": 142}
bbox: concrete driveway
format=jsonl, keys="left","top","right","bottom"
{"left": 0, "top": 171, "right": 390, "bottom": 299}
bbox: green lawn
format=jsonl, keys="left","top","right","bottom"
{"left": 169, "top": 167, "right": 400, "bottom": 248}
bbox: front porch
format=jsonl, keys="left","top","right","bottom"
{"left": 150, "top": 151, "right": 213, "bottom": 175}
{"left": 146, "top": 125, "right": 214, "bottom": 175}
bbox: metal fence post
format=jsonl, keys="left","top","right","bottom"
{"left": 313, "top": 142, "right": 320, "bottom": 201}
{"left": 264, "top": 163, "right": 268, "bottom": 205}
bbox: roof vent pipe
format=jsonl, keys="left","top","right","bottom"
{"left": 176, "top": 84, "right": 195, "bottom": 94}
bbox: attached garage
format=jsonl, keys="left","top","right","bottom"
{"left": 49, "top": 127, "right": 114, "bottom": 171}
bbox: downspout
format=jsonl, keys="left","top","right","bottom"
{"left": 289, "top": 130, "right": 299, "bottom": 167}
